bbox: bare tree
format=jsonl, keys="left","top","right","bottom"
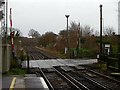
{"left": 103, "top": 27, "right": 114, "bottom": 36}
{"left": 28, "top": 29, "right": 40, "bottom": 38}
{"left": 69, "top": 21, "right": 79, "bottom": 31}
{"left": 82, "top": 25, "right": 94, "bottom": 37}
{"left": 94, "top": 30, "right": 99, "bottom": 36}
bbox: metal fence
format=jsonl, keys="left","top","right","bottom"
{"left": 107, "top": 56, "right": 120, "bottom": 72}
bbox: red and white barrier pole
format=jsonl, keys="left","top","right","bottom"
{"left": 10, "top": 8, "right": 12, "bottom": 32}
{"left": 11, "top": 32, "right": 14, "bottom": 50}
{"left": 10, "top": 8, "right": 14, "bottom": 56}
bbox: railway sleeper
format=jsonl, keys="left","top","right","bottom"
{"left": 38, "top": 68, "right": 81, "bottom": 90}
{"left": 56, "top": 66, "right": 110, "bottom": 90}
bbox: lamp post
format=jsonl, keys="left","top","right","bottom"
{"left": 65, "top": 15, "right": 70, "bottom": 58}
{"left": 100, "top": 4, "right": 103, "bottom": 62}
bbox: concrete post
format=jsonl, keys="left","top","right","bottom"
{"left": 2, "top": 44, "right": 11, "bottom": 73}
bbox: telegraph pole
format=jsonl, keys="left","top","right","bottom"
{"left": 100, "top": 5, "right": 103, "bottom": 62}
{"left": 118, "top": 1, "right": 120, "bottom": 53}
{"left": 5, "top": 0, "right": 8, "bottom": 44}
{"left": 118, "top": 1, "right": 120, "bottom": 72}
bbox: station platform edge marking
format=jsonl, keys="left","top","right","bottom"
{"left": 9, "top": 77, "right": 16, "bottom": 90}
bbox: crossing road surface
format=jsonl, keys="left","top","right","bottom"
{"left": 22, "top": 59, "right": 98, "bottom": 68}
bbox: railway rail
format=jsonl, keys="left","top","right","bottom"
{"left": 54, "top": 66, "right": 120, "bottom": 90}
{"left": 26, "top": 46, "right": 57, "bottom": 60}
{"left": 86, "top": 69, "right": 120, "bottom": 89}
{"left": 54, "top": 66, "right": 110, "bottom": 90}
{"left": 25, "top": 46, "right": 120, "bottom": 90}
{"left": 36, "top": 68, "right": 81, "bottom": 90}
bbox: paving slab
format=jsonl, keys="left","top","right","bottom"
{"left": 37, "top": 60, "right": 51, "bottom": 68}
{"left": 45, "top": 59, "right": 64, "bottom": 66}
{"left": 14, "top": 77, "right": 25, "bottom": 89}
{"left": 25, "top": 77, "right": 49, "bottom": 90}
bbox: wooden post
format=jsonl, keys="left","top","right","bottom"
{"left": 27, "top": 55, "right": 29, "bottom": 73}
{"left": 99, "top": 5, "right": 103, "bottom": 62}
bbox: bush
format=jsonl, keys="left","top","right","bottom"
{"left": 80, "top": 48, "right": 91, "bottom": 58}
{"left": 10, "top": 58, "right": 20, "bottom": 68}
{"left": 69, "top": 48, "right": 95, "bottom": 58}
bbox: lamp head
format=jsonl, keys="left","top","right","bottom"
{"left": 100, "top": 4, "right": 102, "bottom": 7}
{"left": 65, "top": 15, "right": 70, "bottom": 18}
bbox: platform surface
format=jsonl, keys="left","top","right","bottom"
{"left": 25, "top": 77, "right": 49, "bottom": 89}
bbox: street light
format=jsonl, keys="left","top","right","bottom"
{"left": 65, "top": 15, "right": 70, "bottom": 58}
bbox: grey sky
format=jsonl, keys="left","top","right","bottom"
{"left": 9, "top": 0, "right": 118, "bottom": 36}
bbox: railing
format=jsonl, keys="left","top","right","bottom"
{"left": 104, "top": 55, "right": 120, "bottom": 72}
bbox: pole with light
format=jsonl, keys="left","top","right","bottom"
{"left": 65, "top": 15, "right": 70, "bottom": 58}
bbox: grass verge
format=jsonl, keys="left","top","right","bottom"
{"left": 36, "top": 46, "right": 66, "bottom": 59}
{"left": 3, "top": 68, "right": 27, "bottom": 76}
{"left": 8, "top": 68, "right": 27, "bottom": 75}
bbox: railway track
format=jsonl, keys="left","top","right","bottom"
{"left": 54, "top": 66, "right": 120, "bottom": 90}
{"left": 26, "top": 46, "right": 57, "bottom": 59}
{"left": 25, "top": 46, "right": 120, "bottom": 90}
{"left": 35, "top": 66, "right": 116, "bottom": 90}
{"left": 36, "top": 68, "right": 81, "bottom": 90}
{"left": 54, "top": 66, "right": 110, "bottom": 90}
{"left": 85, "top": 69, "right": 120, "bottom": 90}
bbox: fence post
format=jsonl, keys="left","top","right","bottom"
{"left": 27, "top": 54, "right": 29, "bottom": 73}
{"left": 105, "top": 55, "right": 109, "bottom": 69}
{"left": 118, "top": 53, "right": 120, "bottom": 72}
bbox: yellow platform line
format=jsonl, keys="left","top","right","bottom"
{"left": 9, "top": 77, "right": 16, "bottom": 90}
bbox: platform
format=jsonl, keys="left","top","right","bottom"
{"left": 13, "top": 76, "right": 49, "bottom": 90}
{"left": 25, "top": 77, "right": 49, "bottom": 89}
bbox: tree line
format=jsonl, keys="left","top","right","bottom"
{"left": 1, "top": 21, "right": 117, "bottom": 58}
{"left": 28, "top": 21, "right": 117, "bottom": 58}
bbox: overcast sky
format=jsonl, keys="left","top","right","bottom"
{"left": 8, "top": 0, "right": 118, "bottom": 36}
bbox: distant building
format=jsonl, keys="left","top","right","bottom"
{"left": 118, "top": 1, "right": 120, "bottom": 35}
